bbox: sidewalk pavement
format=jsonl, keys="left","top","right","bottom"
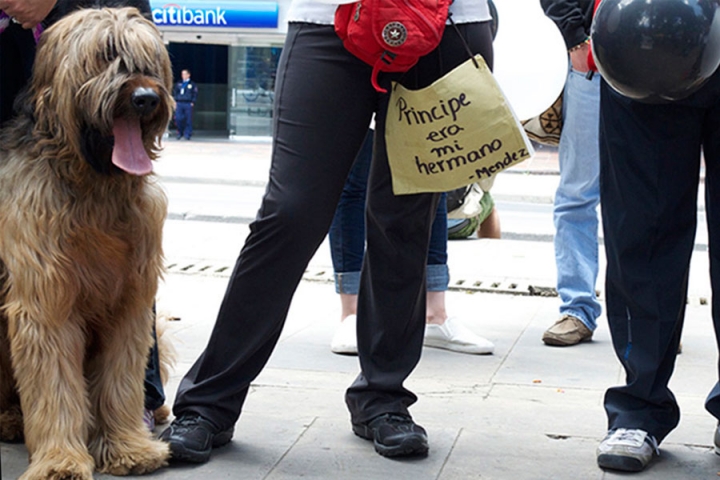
{"left": 2, "top": 139, "right": 718, "bottom": 479}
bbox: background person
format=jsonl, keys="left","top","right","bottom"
{"left": 591, "top": 0, "right": 720, "bottom": 472}
{"left": 329, "top": 129, "right": 495, "bottom": 355}
{"left": 539, "top": 0, "right": 601, "bottom": 347}
{"left": 0, "top": 0, "right": 56, "bottom": 28}
{"left": 173, "top": 68, "right": 197, "bottom": 140}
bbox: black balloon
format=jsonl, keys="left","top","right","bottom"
{"left": 591, "top": 0, "right": 720, "bottom": 103}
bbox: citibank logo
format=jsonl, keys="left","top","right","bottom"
{"left": 153, "top": 4, "right": 226, "bottom": 26}
{"left": 150, "top": 1, "right": 279, "bottom": 28}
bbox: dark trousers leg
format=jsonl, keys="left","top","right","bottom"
{"left": 0, "top": 24, "right": 35, "bottom": 127}
{"left": 328, "top": 129, "right": 374, "bottom": 275}
{"left": 599, "top": 80, "right": 705, "bottom": 442}
{"left": 345, "top": 21, "right": 494, "bottom": 424}
{"left": 144, "top": 306, "right": 165, "bottom": 411}
{"left": 175, "top": 104, "right": 188, "bottom": 137}
{"left": 185, "top": 105, "right": 193, "bottom": 138}
{"left": 702, "top": 76, "right": 720, "bottom": 420}
{"left": 172, "top": 24, "right": 376, "bottom": 430}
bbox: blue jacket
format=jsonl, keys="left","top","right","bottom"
{"left": 173, "top": 80, "right": 198, "bottom": 103}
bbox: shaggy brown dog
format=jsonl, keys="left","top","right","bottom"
{"left": 0, "top": 7, "right": 173, "bottom": 479}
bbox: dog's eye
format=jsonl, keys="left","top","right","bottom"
{"left": 116, "top": 60, "right": 130, "bottom": 75}
{"left": 103, "top": 42, "right": 118, "bottom": 62}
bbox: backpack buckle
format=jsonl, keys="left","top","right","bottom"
{"left": 380, "top": 50, "right": 396, "bottom": 66}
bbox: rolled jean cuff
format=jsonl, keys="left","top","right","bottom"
{"left": 427, "top": 264, "right": 449, "bottom": 292}
{"left": 335, "top": 271, "right": 361, "bottom": 294}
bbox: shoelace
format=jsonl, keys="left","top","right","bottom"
{"left": 379, "top": 414, "right": 411, "bottom": 424}
{"left": 373, "top": 414, "right": 419, "bottom": 433}
{"left": 174, "top": 415, "right": 205, "bottom": 429}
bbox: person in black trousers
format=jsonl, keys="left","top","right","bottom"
{"left": 595, "top": 62, "right": 720, "bottom": 473}
{"left": 159, "top": 2, "right": 495, "bottom": 463}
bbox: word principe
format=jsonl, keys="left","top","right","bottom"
{"left": 395, "top": 94, "right": 471, "bottom": 126}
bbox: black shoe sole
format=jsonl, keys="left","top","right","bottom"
{"left": 374, "top": 436, "right": 429, "bottom": 458}
{"left": 352, "top": 424, "right": 429, "bottom": 458}
{"left": 167, "top": 428, "right": 234, "bottom": 464}
{"left": 597, "top": 453, "right": 646, "bottom": 472}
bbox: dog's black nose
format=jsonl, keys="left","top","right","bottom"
{"left": 131, "top": 87, "right": 160, "bottom": 115}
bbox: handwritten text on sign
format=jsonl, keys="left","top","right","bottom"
{"left": 393, "top": 93, "right": 528, "bottom": 182}
{"left": 384, "top": 56, "right": 532, "bottom": 195}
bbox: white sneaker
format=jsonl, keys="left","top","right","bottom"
{"left": 423, "top": 317, "right": 494, "bottom": 355}
{"left": 597, "top": 428, "right": 658, "bottom": 472}
{"left": 330, "top": 315, "right": 358, "bottom": 355}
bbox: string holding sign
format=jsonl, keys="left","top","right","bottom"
{"left": 385, "top": 55, "right": 533, "bottom": 195}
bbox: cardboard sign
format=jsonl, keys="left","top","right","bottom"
{"left": 385, "top": 55, "right": 534, "bottom": 195}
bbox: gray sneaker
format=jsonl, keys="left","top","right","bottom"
{"left": 597, "top": 428, "right": 658, "bottom": 472}
{"left": 714, "top": 424, "right": 720, "bottom": 455}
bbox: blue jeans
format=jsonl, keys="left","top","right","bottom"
{"left": 553, "top": 68, "right": 602, "bottom": 331}
{"left": 329, "top": 130, "right": 449, "bottom": 295}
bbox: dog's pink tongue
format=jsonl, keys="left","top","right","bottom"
{"left": 112, "top": 117, "right": 153, "bottom": 175}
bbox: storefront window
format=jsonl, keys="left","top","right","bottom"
{"left": 229, "top": 46, "right": 281, "bottom": 137}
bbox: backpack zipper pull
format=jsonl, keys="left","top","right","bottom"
{"left": 354, "top": 3, "right": 361, "bottom": 21}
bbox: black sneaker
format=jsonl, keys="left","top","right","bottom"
{"left": 352, "top": 413, "right": 429, "bottom": 457}
{"left": 158, "top": 414, "right": 234, "bottom": 463}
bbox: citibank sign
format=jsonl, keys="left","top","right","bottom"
{"left": 150, "top": 1, "right": 279, "bottom": 28}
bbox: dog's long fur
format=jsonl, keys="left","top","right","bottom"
{"left": 0, "top": 7, "right": 173, "bottom": 479}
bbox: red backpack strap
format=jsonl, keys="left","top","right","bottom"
{"left": 372, "top": 51, "right": 397, "bottom": 92}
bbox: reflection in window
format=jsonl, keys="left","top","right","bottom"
{"left": 229, "top": 46, "right": 281, "bottom": 137}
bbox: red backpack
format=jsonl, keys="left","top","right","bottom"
{"left": 334, "top": 0, "right": 453, "bottom": 92}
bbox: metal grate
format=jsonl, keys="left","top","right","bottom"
{"left": 163, "top": 260, "right": 710, "bottom": 305}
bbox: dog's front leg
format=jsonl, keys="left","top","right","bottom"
{"left": 87, "top": 306, "right": 169, "bottom": 475}
{"left": 10, "top": 314, "right": 94, "bottom": 480}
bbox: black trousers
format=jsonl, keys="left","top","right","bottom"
{"left": 172, "top": 21, "right": 494, "bottom": 428}
{"left": 599, "top": 69, "right": 720, "bottom": 443}
{"left": 0, "top": 24, "right": 35, "bottom": 127}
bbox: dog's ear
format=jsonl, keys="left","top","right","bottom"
{"left": 79, "top": 126, "right": 118, "bottom": 175}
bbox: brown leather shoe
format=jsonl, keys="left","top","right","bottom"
{"left": 542, "top": 315, "right": 593, "bottom": 346}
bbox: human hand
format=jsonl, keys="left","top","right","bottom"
{"left": 0, "top": 0, "right": 56, "bottom": 29}
{"left": 569, "top": 42, "right": 590, "bottom": 73}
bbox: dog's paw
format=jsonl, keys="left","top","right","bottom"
{"left": 0, "top": 406, "right": 24, "bottom": 442}
{"left": 153, "top": 404, "right": 171, "bottom": 425}
{"left": 95, "top": 437, "right": 169, "bottom": 475}
{"left": 19, "top": 452, "right": 93, "bottom": 480}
